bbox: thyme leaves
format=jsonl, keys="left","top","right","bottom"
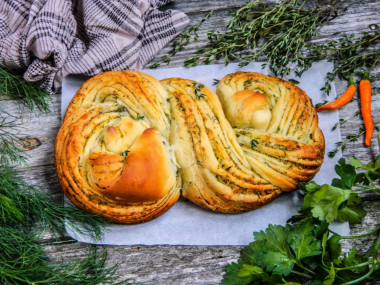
{"left": 193, "top": 83, "right": 206, "bottom": 99}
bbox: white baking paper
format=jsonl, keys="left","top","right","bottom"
{"left": 62, "top": 60, "right": 349, "bottom": 245}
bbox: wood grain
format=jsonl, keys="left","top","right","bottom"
{"left": 3, "top": 0, "right": 379, "bottom": 284}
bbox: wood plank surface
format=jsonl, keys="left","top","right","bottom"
{"left": 3, "top": 0, "right": 379, "bottom": 284}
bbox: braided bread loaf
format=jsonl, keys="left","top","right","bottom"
{"left": 55, "top": 70, "right": 324, "bottom": 223}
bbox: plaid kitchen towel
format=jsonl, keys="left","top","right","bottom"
{"left": 0, "top": 0, "right": 189, "bottom": 93}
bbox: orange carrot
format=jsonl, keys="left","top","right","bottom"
{"left": 359, "top": 72, "right": 373, "bottom": 147}
{"left": 316, "top": 74, "right": 356, "bottom": 112}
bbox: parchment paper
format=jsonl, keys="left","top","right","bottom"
{"left": 62, "top": 60, "right": 349, "bottom": 245}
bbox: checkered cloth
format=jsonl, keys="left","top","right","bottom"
{"left": 0, "top": 0, "right": 189, "bottom": 93}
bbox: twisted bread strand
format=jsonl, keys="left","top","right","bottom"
{"left": 162, "top": 78, "right": 282, "bottom": 213}
{"left": 55, "top": 71, "right": 324, "bottom": 223}
{"left": 55, "top": 71, "right": 180, "bottom": 224}
{"left": 217, "top": 72, "right": 325, "bottom": 192}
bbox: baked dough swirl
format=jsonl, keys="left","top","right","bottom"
{"left": 161, "top": 73, "right": 324, "bottom": 213}
{"left": 55, "top": 70, "right": 325, "bottom": 223}
{"left": 217, "top": 72, "right": 325, "bottom": 193}
{"left": 55, "top": 71, "right": 180, "bottom": 223}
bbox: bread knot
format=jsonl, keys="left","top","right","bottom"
{"left": 55, "top": 70, "right": 325, "bottom": 222}
{"left": 55, "top": 71, "right": 180, "bottom": 224}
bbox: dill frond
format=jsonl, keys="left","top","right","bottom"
{"left": 0, "top": 166, "right": 107, "bottom": 240}
{"left": 0, "top": 110, "right": 28, "bottom": 166}
{"left": 0, "top": 228, "right": 132, "bottom": 285}
{"left": 0, "top": 65, "right": 51, "bottom": 112}
{"left": 0, "top": 166, "right": 136, "bottom": 284}
{"left": 0, "top": 63, "right": 131, "bottom": 284}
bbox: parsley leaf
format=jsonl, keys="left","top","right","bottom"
{"left": 332, "top": 158, "right": 356, "bottom": 189}
{"left": 350, "top": 156, "right": 380, "bottom": 189}
{"left": 323, "top": 263, "right": 336, "bottom": 285}
{"left": 303, "top": 183, "right": 365, "bottom": 224}
{"left": 299, "top": 158, "right": 367, "bottom": 224}
{"left": 222, "top": 260, "right": 256, "bottom": 285}
{"left": 222, "top": 260, "right": 292, "bottom": 285}
{"left": 288, "top": 220, "right": 321, "bottom": 261}
{"left": 326, "top": 234, "right": 342, "bottom": 265}
{"left": 254, "top": 225, "right": 295, "bottom": 276}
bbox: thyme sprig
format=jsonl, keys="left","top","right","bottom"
{"left": 162, "top": 1, "right": 378, "bottom": 100}
{"left": 329, "top": 119, "right": 380, "bottom": 158}
{"left": 193, "top": 83, "right": 206, "bottom": 99}
{"left": 184, "top": 0, "right": 335, "bottom": 77}
{"left": 331, "top": 111, "right": 360, "bottom": 131}
{"left": 308, "top": 29, "right": 380, "bottom": 95}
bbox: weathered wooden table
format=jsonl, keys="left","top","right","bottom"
{"left": 8, "top": 0, "right": 379, "bottom": 284}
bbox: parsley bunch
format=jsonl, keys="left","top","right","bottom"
{"left": 221, "top": 136, "right": 380, "bottom": 284}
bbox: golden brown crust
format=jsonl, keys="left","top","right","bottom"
{"left": 226, "top": 90, "right": 272, "bottom": 129}
{"left": 55, "top": 71, "right": 180, "bottom": 224}
{"left": 104, "top": 127, "right": 176, "bottom": 203}
{"left": 217, "top": 72, "right": 325, "bottom": 192}
{"left": 161, "top": 78, "right": 282, "bottom": 214}
{"left": 55, "top": 70, "right": 325, "bottom": 221}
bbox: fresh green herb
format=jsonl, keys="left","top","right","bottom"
{"left": 372, "top": 86, "right": 380, "bottom": 95}
{"left": 0, "top": 65, "right": 51, "bottom": 112}
{"left": 250, "top": 139, "right": 258, "bottom": 149}
{"left": 0, "top": 165, "right": 107, "bottom": 239}
{"left": 331, "top": 112, "right": 360, "bottom": 131}
{"left": 0, "top": 65, "right": 52, "bottom": 165}
{"left": 0, "top": 230, "right": 132, "bottom": 285}
{"left": 0, "top": 165, "right": 138, "bottom": 285}
{"left": 0, "top": 68, "right": 132, "bottom": 284}
{"left": 136, "top": 114, "right": 144, "bottom": 120}
{"left": 329, "top": 119, "right": 380, "bottom": 158}
{"left": 222, "top": 219, "right": 323, "bottom": 285}
{"left": 310, "top": 30, "right": 380, "bottom": 95}
{"left": 121, "top": 150, "right": 130, "bottom": 160}
{"left": 193, "top": 83, "right": 206, "bottom": 99}
{"left": 184, "top": 0, "right": 335, "bottom": 77}
{"left": 295, "top": 159, "right": 367, "bottom": 224}
{"left": 166, "top": 0, "right": 378, "bottom": 103}
{"left": 213, "top": 79, "right": 220, "bottom": 86}
{"left": 221, "top": 137, "right": 380, "bottom": 284}
{"left": 0, "top": 112, "right": 28, "bottom": 166}
{"left": 314, "top": 100, "right": 329, "bottom": 109}
{"left": 150, "top": 10, "right": 214, "bottom": 69}
{"left": 288, "top": 79, "right": 300, "bottom": 85}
